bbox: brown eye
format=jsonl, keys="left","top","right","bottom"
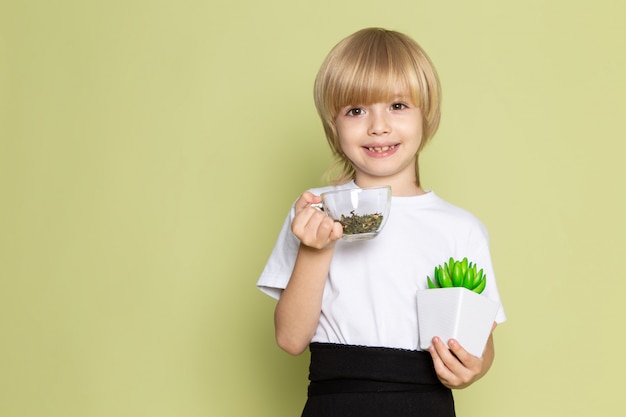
{"left": 392, "top": 103, "right": 407, "bottom": 110}
{"left": 346, "top": 107, "right": 363, "bottom": 116}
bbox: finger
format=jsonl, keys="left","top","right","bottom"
{"left": 429, "top": 338, "right": 455, "bottom": 387}
{"left": 328, "top": 220, "right": 344, "bottom": 241}
{"left": 447, "top": 339, "right": 483, "bottom": 384}
{"left": 294, "top": 192, "right": 322, "bottom": 214}
{"left": 311, "top": 213, "right": 335, "bottom": 240}
{"left": 432, "top": 337, "right": 457, "bottom": 365}
{"left": 429, "top": 339, "right": 444, "bottom": 370}
{"left": 433, "top": 337, "right": 476, "bottom": 384}
{"left": 447, "top": 338, "right": 476, "bottom": 365}
{"left": 291, "top": 206, "right": 322, "bottom": 237}
{"left": 293, "top": 208, "right": 337, "bottom": 249}
{"left": 309, "top": 215, "right": 344, "bottom": 248}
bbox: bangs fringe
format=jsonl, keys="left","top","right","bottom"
{"left": 328, "top": 34, "right": 421, "bottom": 114}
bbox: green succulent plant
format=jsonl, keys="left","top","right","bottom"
{"left": 426, "top": 257, "right": 486, "bottom": 294}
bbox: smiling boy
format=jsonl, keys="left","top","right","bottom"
{"left": 258, "top": 28, "right": 506, "bottom": 417}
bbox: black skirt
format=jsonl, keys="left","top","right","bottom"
{"left": 302, "top": 343, "right": 455, "bottom": 417}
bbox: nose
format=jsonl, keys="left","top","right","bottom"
{"left": 367, "top": 110, "right": 390, "bottom": 136}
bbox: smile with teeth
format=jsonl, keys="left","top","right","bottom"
{"left": 366, "top": 144, "right": 398, "bottom": 152}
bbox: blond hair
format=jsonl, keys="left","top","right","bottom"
{"left": 314, "top": 28, "right": 442, "bottom": 185}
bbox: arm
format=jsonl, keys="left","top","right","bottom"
{"left": 429, "top": 322, "right": 497, "bottom": 389}
{"left": 274, "top": 192, "right": 343, "bottom": 355}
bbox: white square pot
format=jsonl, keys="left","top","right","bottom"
{"left": 416, "top": 287, "right": 499, "bottom": 358}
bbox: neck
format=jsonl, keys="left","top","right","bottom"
{"left": 354, "top": 177, "right": 425, "bottom": 197}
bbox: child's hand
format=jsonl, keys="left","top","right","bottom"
{"left": 429, "top": 322, "right": 497, "bottom": 389}
{"left": 291, "top": 191, "right": 343, "bottom": 249}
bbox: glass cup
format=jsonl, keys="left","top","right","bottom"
{"left": 320, "top": 186, "right": 392, "bottom": 242}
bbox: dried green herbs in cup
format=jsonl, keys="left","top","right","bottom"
{"left": 320, "top": 186, "right": 391, "bottom": 242}
{"left": 339, "top": 210, "right": 384, "bottom": 235}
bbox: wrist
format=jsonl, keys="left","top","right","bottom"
{"left": 300, "top": 241, "right": 337, "bottom": 253}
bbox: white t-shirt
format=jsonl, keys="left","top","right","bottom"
{"left": 257, "top": 181, "right": 506, "bottom": 351}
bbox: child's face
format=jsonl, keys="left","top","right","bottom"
{"left": 335, "top": 96, "right": 423, "bottom": 187}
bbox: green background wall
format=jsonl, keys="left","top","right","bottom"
{"left": 1, "top": 0, "right": 624, "bottom": 416}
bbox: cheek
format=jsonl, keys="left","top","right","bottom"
{"left": 336, "top": 122, "right": 361, "bottom": 143}
{"left": 336, "top": 137, "right": 361, "bottom": 162}
{"left": 335, "top": 126, "right": 354, "bottom": 150}
{"left": 407, "top": 121, "right": 424, "bottom": 145}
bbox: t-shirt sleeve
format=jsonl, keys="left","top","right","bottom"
{"left": 256, "top": 207, "right": 300, "bottom": 300}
